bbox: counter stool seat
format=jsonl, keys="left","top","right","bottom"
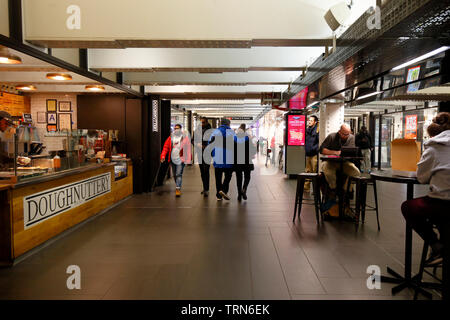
{"left": 346, "top": 175, "right": 380, "bottom": 230}
{"left": 293, "top": 173, "right": 322, "bottom": 224}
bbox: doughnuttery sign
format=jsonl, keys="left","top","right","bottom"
{"left": 23, "top": 173, "right": 111, "bottom": 229}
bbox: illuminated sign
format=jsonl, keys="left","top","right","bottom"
{"left": 404, "top": 114, "right": 418, "bottom": 139}
{"left": 287, "top": 115, "right": 306, "bottom": 146}
{"left": 289, "top": 87, "right": 308, "bottom": 110}
{"left": 406, "top": 66, "right": 421, "bottom": 92}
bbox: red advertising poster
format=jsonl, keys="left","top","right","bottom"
{"left": 404, "top": 115, "right": 418, "bottom": 139}
{"left": 289, "top": 87, "right": 309, "bottom": 110}
{"left": 287, "top": 115, "right": 306, "bottom": 146}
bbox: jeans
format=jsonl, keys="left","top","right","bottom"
{"left": 304, "top": 155, "right": 318, "bottom": 191}
{"left": 199, "top": 163, "right": 210, "bottom": 191}
{"left": 360, "top": 149, "right": 371, "bottom": 172}
{"left": 235, "top": 169, "right": 251, "bottom": 195}
{"left": 401, "top": 196, "right": 450, "bottom": 244}
{"left": 321, "top": 160, "right": 360, "bottom": 191}
{"left": 215, "top": 167, "right": 233, "bottom": 197}
{"left": 171, "top": 162, "right": 185, "bottom": 188}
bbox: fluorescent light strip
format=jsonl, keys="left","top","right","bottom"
{"left": 356, "top": 91, "right": 381, "bottom": 101}
{"left": 392, "top": 46, "right": 450, "bottom": 71}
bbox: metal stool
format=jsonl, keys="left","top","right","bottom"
{"left": 293, "top": 173, "right": 322, "bottom": 224}
{"left": 346, "top": 175, "right": 380, "bottom": 230}
{"left": 414, "top": 238, "right": 443, "bottom": 300}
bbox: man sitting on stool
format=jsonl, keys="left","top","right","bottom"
{"left": 319, "top": 124, "right": 360, "bottom": 198}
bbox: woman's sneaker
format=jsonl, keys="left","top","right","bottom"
{"left": 219, "top": 191, "right": 230, "bottom": 200}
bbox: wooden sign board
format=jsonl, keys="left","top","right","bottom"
{"left": 0, "top": 92, "right": 31, "bottom": 116}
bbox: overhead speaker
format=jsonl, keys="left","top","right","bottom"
{"left": 324, "top": 2, "right": 352, "bottom": 32}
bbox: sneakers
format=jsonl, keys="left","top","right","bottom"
{"left": 219, "top": 191, "right": 230, "bottom": 200}
{"left": 216, "top": 194, "right": 223, "bottom": 201}
{"left": 425, "top": 252, "right": 443, "bottom": 267}
{"left": 175, "top": 188, "right": 181, "bottom": 197}
{"left": 201, "top": 190, "right": 209, "bottom": 197}
{"left": 425, "top": 242, "right": 444, "bottom": 267}
{"left": 242, "top": 188, "right": 248, "bottom": 200}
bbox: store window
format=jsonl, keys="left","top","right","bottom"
{"left": 374, "top": 106, "right": 438, "bottom": 168}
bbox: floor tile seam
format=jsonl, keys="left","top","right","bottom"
{"left": 267, "top": 227, "right": 295, "bottom": 300}
{"left": 286, "top": 222, "right": 328, "bottom": 294}
{"left": 245, "top": 238, "right": 256, "bottom": 300}
{"left": 364, "top": 233, "right": 407, "bottom": 269}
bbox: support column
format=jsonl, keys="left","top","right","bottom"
{"left": 155, "top": 99, "right": 171, "bottom": 186}
{"left": 319, "top": 102, "right": 344, "bottom": 146}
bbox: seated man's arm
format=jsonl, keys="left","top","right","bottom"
{"left": 322, "top": 148, "right": 341, "bottom": 156}
{"left": 319, "top": 134, "right": 340, "bottom": 156}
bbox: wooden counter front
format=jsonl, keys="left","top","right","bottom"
{"left": 0, "top": 161, "right": 133, "bottom": 265}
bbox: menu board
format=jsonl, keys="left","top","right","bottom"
{"left": 404, "top": 114, "right": 418, "bottom": 139}
{"left": 406, "top": 66, "right": 421, "bottom": 92}
{"left": 289, "top": 87, "right": 308, "bottom": 110}
{"left": 287, "top": 115, "right": 306, "bottom": 146}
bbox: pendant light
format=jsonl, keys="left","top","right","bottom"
{"left": 0, "top": 47, "right": 22, "bottom": 64}
{"left": 85, "top": 85, "right": 105, "bottom": 92}
{"left": 46, "top": 73, "right": 72, "bottom": 81}
{"left": 16, "top": 84, "right": 37, "bottom": 91}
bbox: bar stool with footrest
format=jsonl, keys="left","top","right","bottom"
{"left": 293, "top": 173, "right": 322, "bottom": 224}
{"left": 345, "top": 174, "right": 380, "bottom": 230}
{"left": 414, "top": 236, "right": 444, "bottom": 300}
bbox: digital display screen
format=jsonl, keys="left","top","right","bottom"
{"left": 287, "top": 115, "right": 306, "bottom": 146}
{"left": 405, "top": 114, "right": 418, "bottom": 139}
{"left": 406, "top": 66, "right": 421, "bottom": 92}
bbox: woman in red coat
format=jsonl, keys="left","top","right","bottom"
{"left": 160, "top": 124, "right": 192, "bottom": 197}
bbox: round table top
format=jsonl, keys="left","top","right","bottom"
{"left": 370, "top": 169, "right": 420, "bottom": 184}
{"left": 320, "top": 156, "right": 363, "bottom": 162}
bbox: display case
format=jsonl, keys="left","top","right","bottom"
{"left": 0, "top": 126, "right": 126, "bottom": 184}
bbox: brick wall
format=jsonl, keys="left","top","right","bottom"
{"left": 29, "top": 93, "right": 78, "bottom": 153}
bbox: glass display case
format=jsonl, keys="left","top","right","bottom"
{"left": 0, "top": 126, "right": 127, "bottom": 184}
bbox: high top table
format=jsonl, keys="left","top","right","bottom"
{"left": 320, "top": 155, "right": 362, "bottom": 220}
{"left": 370, "top": 170, "right": 445, "bottom": 299}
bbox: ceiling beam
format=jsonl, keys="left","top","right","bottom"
{"left": 93, "top": 67, "right": 330, "bottom": 73}
{"left": 156, "top": 92, "right": 262, "bottom": 100}
{"left": 128, "top": 81, "right": 305, "bottom": 86}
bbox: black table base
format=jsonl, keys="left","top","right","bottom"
{"left": 381, "top": 267, "right": 441, "bottom": 299}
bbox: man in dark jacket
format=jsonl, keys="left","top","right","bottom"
{"left": 208, "top": 118, "right": 235, "bottom": 201}
{"left": 193, "top": 117, "right": 212, "bottom": 197}
{"left": 355, "top": 126, "right": 373, "bottom": 173}
{"left": 304, "top": 115, "right": 319, "bottom": 192}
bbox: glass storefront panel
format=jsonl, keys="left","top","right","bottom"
{"left": 374, "top": 107, "right": 438, "bottom": 168}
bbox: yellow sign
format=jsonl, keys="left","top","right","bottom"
{"left": 0, "top": 92, "right": 31, "bottom": 116}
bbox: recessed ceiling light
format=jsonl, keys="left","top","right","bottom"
{"left": 15, "top": 84, "right": 37, "bottom": 91}
{"left": 85, "top": 85, "right": 105, "bottom": 92}
{"left": 46, "top": 73, "right": 72, "bottom": 81}
{"left": 0, "top": 47, "right": 22, "bottom": 64}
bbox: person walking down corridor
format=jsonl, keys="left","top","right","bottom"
{"left": 234, "top": 124, "right": 256, "bottom": 201}
{"left": 160, "top": 124, "right": 191, "bottom": 197}
{"left": 355, "top": 126, "right": 373, "bottom": 173}
{"left": 192, "top": 118, "right": 212, "bottom": 197}
{"left": 209, "top": 118, "right": 235, "bottom": 201}
{"left": 304, "top": 115, "right": 319, "bottom": 193}
{"left": 401, "top": 112, "right": 450, "bottom": 266}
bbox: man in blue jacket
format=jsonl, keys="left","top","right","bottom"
{"left": 208, "top": 118, "right": 236, "bottom": 201}
{"left": 304, "top": 115, "right": 319, "bottom": 193}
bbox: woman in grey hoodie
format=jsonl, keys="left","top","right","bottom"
{"left": 401, "top": 112, "right": 450, "bottom": 265}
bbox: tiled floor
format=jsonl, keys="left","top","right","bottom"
{"left": 0, "top": 157, "right": 442, "bottom": 300}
